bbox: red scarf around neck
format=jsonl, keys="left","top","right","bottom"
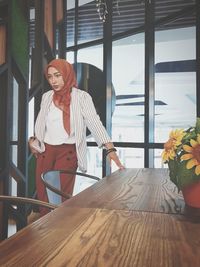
{"left": 45, "top": 59, "right": 77, "bottom": 135}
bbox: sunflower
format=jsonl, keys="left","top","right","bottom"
{"left": 181, "top": 134, "right": 200, "bottom": 175}
{"left": 169, "top": 129, "right": 186, "bottom": 146}
{"left": 162, "top": 129, "right": 185, "bottom": 162}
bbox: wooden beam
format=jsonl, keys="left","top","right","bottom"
{"left": 0, "top": 25, "right": 6, "bottom": 65}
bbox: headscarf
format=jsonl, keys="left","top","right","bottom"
{"left": 45, "top": 59, "right": 77, "bottom": 135}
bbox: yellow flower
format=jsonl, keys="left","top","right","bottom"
{"left": 162, "top": 129, "right": 185, "bottom": 161}
{"left": 181, "top": 134, "right": 200, "bottom": 175}
{"left": 169, "top": 129, "right": 185, "bottom": 146}
{"left": 162, "top": 148, "right": 176, "bottom": 161}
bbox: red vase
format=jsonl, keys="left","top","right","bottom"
{"left": 182, "top": 180, "right": 200, "bottom": 208}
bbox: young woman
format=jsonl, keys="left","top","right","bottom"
{"left": 29, "top": 58, "right": 124, "bottom": 216}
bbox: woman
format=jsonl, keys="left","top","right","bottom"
{"left": 29, "top": 58, "right": 124, "bottom": 216}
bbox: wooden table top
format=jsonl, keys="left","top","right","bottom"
{"left": 0, "top": 168, "right": 199, "bottom": 267}
{"left": 66, "top": 168, "right": 185, "bottom": 214}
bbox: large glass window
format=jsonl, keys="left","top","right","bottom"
{"left": 27, "top": 0, "right": 198, "bottom": 175}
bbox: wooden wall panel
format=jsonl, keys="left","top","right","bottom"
{"left": 56, "top": 0, "right": 63, "bottom": 23}
{"left": 44, "top": 0, "right": 53, "bottom": 49}
{"left": 0, "top": 25, "right": 6, "bottom": 65}
{"left": 11, "top": 0, "right": 29, "bottom": 77}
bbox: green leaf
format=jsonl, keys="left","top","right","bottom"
{"left": 196, "top": 117, "right": 200, "bottom": 134}
{"left": 183, "top": 129, "right": 196, "bottom": 143}
{"left": 164, "top": 118, "right": 200, "bottom": 191}
{"left": 168, "top": 160, "right": 200, "bottom": 190}
{"left": 168, "top": 160, "right": 178, "bottom": 187}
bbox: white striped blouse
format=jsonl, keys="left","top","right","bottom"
{"left": 34, "top": 87, "right": 111, "bottom": 172}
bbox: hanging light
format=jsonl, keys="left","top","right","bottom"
{"left": 96, "top": 0, "right": 108, "bottom": 22}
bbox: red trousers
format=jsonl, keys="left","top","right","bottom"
{"left": 35, "top": 143, "right": 78, "bottom": 216}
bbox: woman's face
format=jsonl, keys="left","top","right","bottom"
{"left": 47, "top": 66, "right": 65, "bottom": 91}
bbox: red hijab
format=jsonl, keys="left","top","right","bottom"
{"left": 45, "top": 59, "right": 77, "bottom": 135}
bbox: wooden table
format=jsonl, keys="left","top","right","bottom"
{"left": 0, "top": 168, "right": 199, "bottom": 267}
{"left": 67, "top": 168, "right": 185, "bottom": 214}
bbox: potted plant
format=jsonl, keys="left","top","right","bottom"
{"left": 162, "top": 117, "right": 200, "bottom": 214}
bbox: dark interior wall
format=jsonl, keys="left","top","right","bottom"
{"left": 11, "top": 0, "right": 29, "bottom": 77}
{"left": 11, "top": 0, "right": 29, "bottom": 175}
{"left": 0, "top": 0, "right": 9, "bottom": 241}
{"left": 0, "top": 0, "right": 29, "bottom": 240}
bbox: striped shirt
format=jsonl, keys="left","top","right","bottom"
{"left": 34, "top": 87, "right": 111, "bottom": 172}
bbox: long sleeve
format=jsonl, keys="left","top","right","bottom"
{"left": 80, "top": 92, "right": 111, "bottom": 147}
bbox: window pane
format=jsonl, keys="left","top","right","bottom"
{"left": 28, "top": 98, "right": 35, "bottom": 138}
{"left": 155, "top": 0, "right": 195, "bottom": 25}
{"left": 112, "top": 0, "right": 145, "bottom": 36}
{"left": 77, "top": 45, "right": 103, "bottom": 142}
{"left": 29, "top": 7, "right": 35, "bottom": 49}
{"left": 87, "top": 147, "right": 102, "bottom": 178}
{"left": 7, "top": 219, "right": 17, "bottom": 238}
{"left": 10, "top": 177, "right": 17, "bottom": 196}
{"left": 154, "top": 149, "right": 166, "bottom": 168}
{"left": 66, "top": 51, "right": 74, "bottom": 63}
{"left": 67, "top": 0, "right": 104, "bottom": 46}
{"left": 77, "top": 45, "right": 103, "bottom": 70}
{"left": 78, "top": 0, "right": 103, "bottom": 44}
{"left": 12, "top": 78, "right": 19, "bottom": 141}
{"left": 112, "top": 33, "right": 145, "bottom": 142}
{"left": 11, "top": 145, "right": 18, "bottom": 166}
{"left": 67, "top": 0, "right": 75, "bottom": 47}
{"left": 155, "top": 26, "right": 196, "bottom": 143}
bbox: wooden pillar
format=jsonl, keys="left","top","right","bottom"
{"left": 0, "top": 25, "right": 6, "bottom": 65}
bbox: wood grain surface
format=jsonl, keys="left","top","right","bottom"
{"left": 65, "top": 168, "right": 185, "bottom": 214}
{"left": 0, "top": 168, "right": 198, "bottom": 267}
{"left": 0, "top": 206, "right": 199, "bottom": 267}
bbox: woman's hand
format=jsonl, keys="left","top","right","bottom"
{"left": 104, "top": 142, "right": 125, "bottom": 170}
{"left": 107, "top": 151, "right": 125, "bottom": 170}
{"left": 28, "top": 137, "right": 39, "bottom": 158}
